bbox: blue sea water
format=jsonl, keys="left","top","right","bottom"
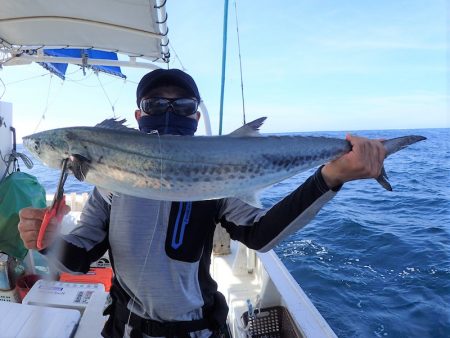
{"left": 16, "top": 128, "right": 450, "bottom": 337}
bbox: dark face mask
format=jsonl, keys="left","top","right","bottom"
{"left": 138, "top": 112, "right": 198, "bottom": 136}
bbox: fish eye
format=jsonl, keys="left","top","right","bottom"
{"left": 34, "top": 141, "right": 40, "bottom": 152}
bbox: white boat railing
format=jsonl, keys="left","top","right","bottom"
{"left": 46, "top": 193, "right": 89, "bottom": 211}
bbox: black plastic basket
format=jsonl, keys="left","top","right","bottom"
{"left": 241, "top": 306, "right": 302, "bottom": 338}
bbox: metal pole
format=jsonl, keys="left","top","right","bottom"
{"left": 218, "top": 0, "right": 229, "bottom": 135}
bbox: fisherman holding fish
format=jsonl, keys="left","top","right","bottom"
{"left": 19, "top": 69, "right": 389, "bottom": 338}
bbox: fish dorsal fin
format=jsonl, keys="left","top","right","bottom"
{"left": 228, "top": 117, "right": 267, "bottom": 137}
{"left": 95, "top": 118, "right": 138, "bottom": 132}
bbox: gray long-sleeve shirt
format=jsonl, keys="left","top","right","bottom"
{"left": 45, "top": 167, "right": 337, "bottom": 337}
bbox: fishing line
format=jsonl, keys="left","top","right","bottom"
{"left": 126, "top": 129, "right": 164, "bottom": 330}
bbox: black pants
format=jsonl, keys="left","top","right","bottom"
{"left": 102, "top": 280, "right": 229, "bottom": 338}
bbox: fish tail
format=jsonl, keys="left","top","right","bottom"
{"left": 376, "top": 166, "right": 392, "bottom": 191}
{"left": 382, "top": 135, "right": 427, "bottom": 157}
{"left": 376, "top": 135, "right": 426, "bottom": 191}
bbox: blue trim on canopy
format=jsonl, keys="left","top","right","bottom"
{"left": 38, "top": 61, "right": 68, "bottom": 80}
{"left": 38, "top": 49, "right": 126, "bottom": 80}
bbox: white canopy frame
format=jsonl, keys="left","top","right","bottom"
{"left": 0, "top": 0, "right": 170, "bottom": 66}
{"left": 0, "top": 0, "right": 213, "bottom": 135}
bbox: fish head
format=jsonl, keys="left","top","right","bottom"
{"left": 23, "top": 130, "right": 70, "bottom": 169}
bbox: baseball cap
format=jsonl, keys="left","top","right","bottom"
{"left": 136, "top": 68, "right": 201, "bottom": 107}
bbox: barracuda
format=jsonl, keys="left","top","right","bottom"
{"left": 23, "top": 118, "right": 426, "bottom": 207}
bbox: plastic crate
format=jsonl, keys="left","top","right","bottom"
{"left": 242, "top": 306, "right": 302, "bottom": 338}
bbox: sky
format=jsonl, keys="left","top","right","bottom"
{"left": 0, "top": 0, "right": 448, "bottom": 141}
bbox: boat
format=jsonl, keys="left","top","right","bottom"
{"left": 0, "top": 1, "right": 337, "bottom": 337}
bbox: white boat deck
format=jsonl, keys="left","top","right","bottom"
{"left": 212, "top": 239, "right": 337, "bottom": 338}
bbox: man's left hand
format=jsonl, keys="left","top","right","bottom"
{"left": 321, "top": 134, "right": 386, "bottom": 189}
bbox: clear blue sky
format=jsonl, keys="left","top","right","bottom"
{"left": 0, "top": 0, "right": 448, "bottom": 141}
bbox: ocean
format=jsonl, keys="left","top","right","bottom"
{"left": 16, "top": 128, "right": 450, "bottom": 337}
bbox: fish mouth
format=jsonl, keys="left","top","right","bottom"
{"left": 22, "top": 137, "right": 34, "bottom": 149}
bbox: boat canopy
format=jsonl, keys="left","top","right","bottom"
{"left": 0, "top": 0, "right": 213, "bottom": 135}
{"left": 0, "top": 0, "right": 170, "bottom": 72}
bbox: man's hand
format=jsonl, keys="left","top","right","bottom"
{"left": 321, "top": 134, "right": 386, "bottom": 189}
{"left": 18, "top": 205, "right": 70, "bottom": 250}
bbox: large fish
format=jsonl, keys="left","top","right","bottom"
{"left": 23, "top": 118, "right": 426, "bottom": 206}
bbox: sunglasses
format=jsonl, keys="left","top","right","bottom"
{"left": 140, "top": 97, "right": 199, "bottom": 117}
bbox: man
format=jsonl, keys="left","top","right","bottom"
{"left": 18, "top": 69, "right": 385, "bottom": 338}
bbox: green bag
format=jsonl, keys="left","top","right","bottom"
{"left": 0, "top": 172, "right": 47, "bottom": 259}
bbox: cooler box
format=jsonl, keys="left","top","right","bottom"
{"left": 22, "top": 280, "right": 108, "bottom": 338}
{"left": 22, "top": 279, "right": 105, "bottom": 313}
{"left": 0, "top": 301, "right": 80, "bottom": 338}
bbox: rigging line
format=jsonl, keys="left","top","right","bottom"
{"left": 96, "top": 72, "right": 117, "bottom": 117}
{"left": 71, "top": 65, "right": 127, "bottom": 82}
{"left": 168, "top": 42, "right": 186, "bottom": 71}
{"left": 0, "top": 76, "right": 5, "bottom": 99}
{"left": 5, "top": 72, "right": 51, "bottom": 86}
{"left": 33, "top": 75, "right": 54, "bottom": 133}
{"left": 112, "top": 79, "right": 127, "bottom": 109}
{"left": 64, "top": 69, "right": 96, "bottom": 83}
{"left": 234, "top": 0, "right": 247, "bottom": 125}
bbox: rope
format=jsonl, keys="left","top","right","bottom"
{"left": 0, "top": 149, "right": 34, "bottom": 183}
{"left": 234, "top": 0, "right": 247, "bottom": 125}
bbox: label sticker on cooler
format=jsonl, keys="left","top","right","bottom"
{"left": 73, "top": 290, "right": 94, "bottom": 304}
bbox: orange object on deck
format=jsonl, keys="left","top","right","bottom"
{"left": 59, "top": 267, "right": 113, "bottom": 292}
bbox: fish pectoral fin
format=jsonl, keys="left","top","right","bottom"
{"left": 68, "top": 154, "right": 91, "bottom": 181}
{"left": 235, "top": 191, "right": 263, "bottom": 209}
{"left": 97, "top": 188, "right": 116, "bottom": 204}
{"left": 228, "top": 117, "right": 267, "bottom": 137}
{"left": 375, "top": 166, "right": 392, "bottom": 191}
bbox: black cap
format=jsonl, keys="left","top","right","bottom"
{"left": 136, "top": 68, "right": 201, "bottom": 107}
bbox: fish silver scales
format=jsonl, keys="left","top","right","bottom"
{"left": 68, "top": 133, "right": 349, "bottom": 200}
{"left": 23, "top": 118, "right": 426, "bottom": 206}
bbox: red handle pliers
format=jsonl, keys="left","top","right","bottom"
{"left": 37, "top": 158, "right": 69, "bottom": 250}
